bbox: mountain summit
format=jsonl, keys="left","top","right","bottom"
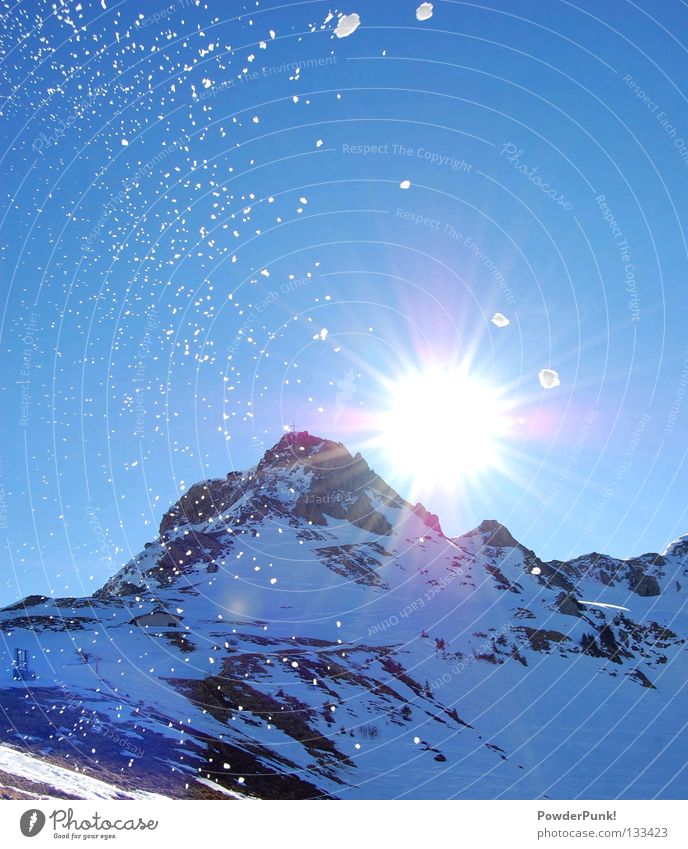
{"left": 156, "top": 431, "right": 439, "bottom": 559}
{"left": 1, "top": 432, "right": 686, "bottom": 800}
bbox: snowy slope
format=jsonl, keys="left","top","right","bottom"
{"left": 0, "top": 743, "right": 168, "bottom": 800}
{"left": 1, "top": 432, "right": 686, "bottom": 799}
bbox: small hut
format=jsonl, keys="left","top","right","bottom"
{"left": 129, "top": 607, "right": 183, "bottom": 630}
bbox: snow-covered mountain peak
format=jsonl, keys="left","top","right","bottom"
{"left": 459, "top": 519, "right": 521, "bottom": 549}
{"left": 157, "top": 431, "right": 408, "bottom": 538}
{"left": 3, "top": 432, "right": 688, "bottom": 800}
{"left": 98, "top": 433, "right": 451, "bottom": 599}
{"left": 662, "top": 533, "right": 688, "bottom": 559}
{"left": 257, "top": 430, "right": 348, "bottom": 470}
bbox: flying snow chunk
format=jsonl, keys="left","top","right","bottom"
{"left": 399, "top": 179, "right": 411, "bottom": 190}
{"left": 531, "top": 566, "right": 541, "bottom": 575}
{"left": 334, "top": 13, "right": 361, "bottom": 38}
{"left": 491, "top": 312, "right": 510, "bottom": 328}
{"left": 579, "top": 600, "right": 630, "bottom": 612}
{"left": 121, "top": 138, "right": 129, "bottom": 146}
{"left": 319, "top": 328, "right": 328, "bottom": 341}
{"left": 538, "top": 368, "right": 561, "bottom": 390}
{"left": 416, "top": 2, "right": 434, "bottom": 21}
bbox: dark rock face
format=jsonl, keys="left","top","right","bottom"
{"left": 99, "top": 580, "right": 144, "bottom": 598}
{"left": 538, "top": 563, "right": 576, "bottom": 592}
{"left": 628, "top": 568, "right": 661, "bottom": 597}
{"left": 256, "top": 430, "right": 340, "bottom": 471}
{"left": 484, "top": 563, "right": 521, "bottom": 593}
{"left": 314, "top": 541, "right": 393, "bottom": 587}
{"left": 556, "top": 591, "right": 583, "bottom": 617}
{"left": 665, "top": 537, "right": 688, "bottom": 559}
{"left": 343, "top": 493, "right": 393, "bottom": 536}
{"left": 153, "top": 531, "right": 226, "bottom": 585}
{"left": 159, "top": 472, "right": 246, "bottom": 536}
{"left": 556, "top": 551, "right": 663, "bottom": 598}
{"left": 260, "top": 433, "right": 398, "bottom": 497}
{"left": 264, "top": 432, "right": 402, "bottom": 536}
{"left": 1, "top": 594, "right": 49, "bottom": 612}
{"left": 412, "top": 503, "right": 444, "bottom": 535}
{"left": 476, "top": 520, "right": 519, "bottom": 548}
{"left": 518, "top": 627, "right": 569, "bottom": 652}
{"left": 628, "top": 668, "right": 656, "bottom": 689}
{"left": 158, "top": 433, "right": 404, "bottom": 540}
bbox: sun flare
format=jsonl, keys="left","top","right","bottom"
{"left": 376, "top": 368, "right": 509, "bottom": 492}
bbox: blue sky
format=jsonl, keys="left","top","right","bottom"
{"left": 2, "top": 0, "right": 688, "bottom": 604}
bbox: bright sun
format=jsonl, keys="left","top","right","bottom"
{"left": 376, "top": 368, "right": 509, "bottom": 491}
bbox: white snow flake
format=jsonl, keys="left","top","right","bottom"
{"left": 416, "top": 3, "right": 434, "bottom": 21}
{"left": 538, "top": 369, "right": 561, "bottom": 389}
{"left": 334, "top": 13, "right": 361, "bottom": 39}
